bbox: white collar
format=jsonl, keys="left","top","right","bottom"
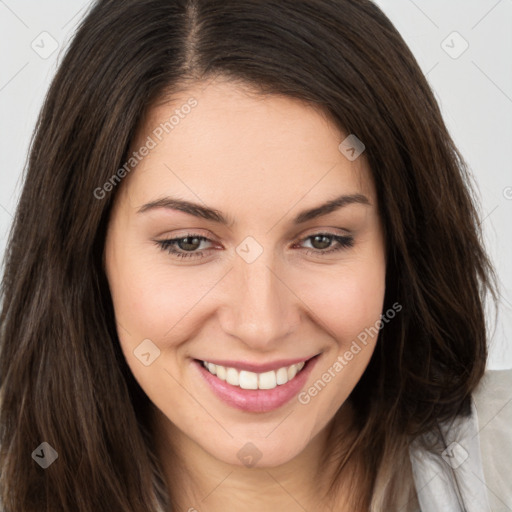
{"left": 409, "top": 399, "right": 491, "bottom": 511}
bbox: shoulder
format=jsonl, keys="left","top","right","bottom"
{"left": 408, "top": 368, "right": 512, "bottom": 512}
{"left": 473, "top": 367, "right": 512, "bottom": 414}
{"left": 472, "top": 368, "right": 512, "bottom": 511}
{"left": 472, "top": 368, "right": 512, "bottom": 444}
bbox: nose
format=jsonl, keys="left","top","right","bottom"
{"left": 219, "top": 249, "right": 301, "bottom": 351}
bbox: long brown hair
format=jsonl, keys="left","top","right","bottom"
{"left": 0, "top": 0, "right": 498, "bottom": 510}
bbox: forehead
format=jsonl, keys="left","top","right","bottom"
{"left": 120, "top": 78, "right": 375, "bottom": 210}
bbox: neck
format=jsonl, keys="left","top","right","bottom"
{"left": 150, "top": 402, "right": 364, "bottom": 512}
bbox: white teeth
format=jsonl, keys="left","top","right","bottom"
{"left": 258, "top": 370, "right": 277, "bottom": 389}
{"left": 276, "top": 367, "right": 288, "bottom": 385}
{"left": 216, "top": 365, "right": 226, "bottom": 381}
{"left": 226, "top": 367, "right": 239, "bottom": 386}
{"left": 239, "top": 370, "right": 258, "bottom": 390}
{"left": 201, "top": 360, "right": 307, "bottom": 389}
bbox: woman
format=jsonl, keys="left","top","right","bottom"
{"left": 0, "top": 0, "right": 510, "bottom": 510}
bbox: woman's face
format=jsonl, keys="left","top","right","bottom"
{"left": 104, "top": 78, "right": 386, "bottom": 468}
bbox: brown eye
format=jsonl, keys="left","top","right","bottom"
{"left": 156, "top": 234, "right": 211, "bottom": 259}
{"left": 298, "top": 233, "right": 354, "bottom": 256}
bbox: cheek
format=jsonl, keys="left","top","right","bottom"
{"left": 107, "top": 240, "right": 200, "bottom": 340}
{"left": 297, "top": 258, "right": 386, "bottom": 350}
{"left": 104, "top": 236, "right": 179, "bottom": 366}
{"left": 107, "top": 255, "right": 194, "bottom": 405}
{"left": 294, "top": 262, "right": 386, "bottom": 419}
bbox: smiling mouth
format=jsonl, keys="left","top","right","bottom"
{"left": 199, "top": 359, "right": 309, "bottom": 390}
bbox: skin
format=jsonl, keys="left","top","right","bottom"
{"left": 104, "top": 76, "right": 387, "bottom": 511}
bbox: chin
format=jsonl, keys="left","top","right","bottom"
{"left": 202, "top": 430, "right": 314, "bottom": 469}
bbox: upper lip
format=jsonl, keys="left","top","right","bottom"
{"left": 197, "top": 354, "right": 318, "bottom": 373}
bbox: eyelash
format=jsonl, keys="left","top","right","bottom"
{"left": 155, "top": 232, "right": 354, "bottom": 260}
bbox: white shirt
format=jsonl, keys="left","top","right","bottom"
{"left": 409, "top": 368, "right": 512, "bottom": 511}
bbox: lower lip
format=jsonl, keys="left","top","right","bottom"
{"left": 194, "top": 356, "right": 319, "bottom": 413}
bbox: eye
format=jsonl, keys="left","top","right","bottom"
{"left": 154, "top": 232, "right": 354, "bottom": 260}
{"left": 297, "top": 233, "right": 354, "bottom": 256}
{"left": 155, "top": 233, "right": 213, "bottom": 259}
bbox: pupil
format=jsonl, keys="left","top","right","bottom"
{"left": 180, "top": 237, "right": 200, "bottom": 251}
{"left": 312, "top": 235, "right": 330, "bottom": 250}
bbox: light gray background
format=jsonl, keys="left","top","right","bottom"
{"left": 1, "top": 0, "right": 511, "bottom": 369}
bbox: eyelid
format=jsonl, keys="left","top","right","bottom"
{"left": 296, "top": 225, "right": 352, "bottom": 238}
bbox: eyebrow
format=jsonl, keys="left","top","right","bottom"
{"left": 136, "top": 193, "right": 370, "bottom": 226}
